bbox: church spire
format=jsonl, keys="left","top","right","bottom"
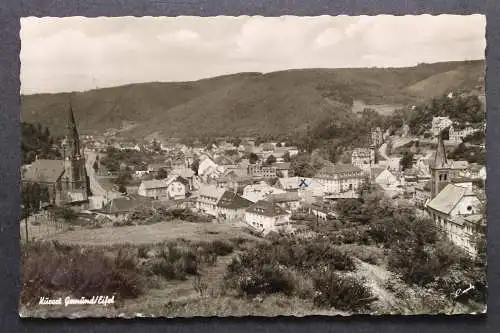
{"left": 65, "top": 95, "right": 81, "bottom": 159}
{"left": 433, "top": 131, "right": 448, "bottom": 169}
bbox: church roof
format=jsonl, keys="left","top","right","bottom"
{"left": 22, "top": 159, "right": 65, "bottom": 183}
{"left": 426, "top": 183, "right": 475, "bottom": 215}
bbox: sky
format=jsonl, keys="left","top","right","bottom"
{"left": 20, "top": 15, "right": 486, "bottom": 94}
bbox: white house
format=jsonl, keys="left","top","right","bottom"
{"left": 371, "top": 167, "right": 400, "bottom": 189}
{"left": 196, "top": 184, "right": 226, "bottom": 216}
{"left": 138, "top": 179, "right": 169, "bottom": 200}
{"left": 164, "top": 175, "right": 189, "bottom": 200}
{"left": 138, "top": 175, "right": 189, "bottom": 200}
{"left": 266, "top": 191, "right": 302, "bottom": 213}
{"left": 196, "top": 184, "right": 252, "bottom": 219}
{"left": 244, "top": 200, "right": 291, "bottom": 235}
{"left": 198, "top": 155, "right": 220, "bottom": 181}
{"left": 215, "top": 191, "right": 254, "bottom": 221}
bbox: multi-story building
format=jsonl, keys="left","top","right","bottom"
{"left": 351, "top": 147, "right": 375, "bottom": 171}
{"left": 244, "top": 200, "right": 291, "bottom": 235}
{"left": 448, "top": 125, "right": 481, "bottom": 144}
{"left": 371, "top": 127, "right": 384, "bottom": 147}
{"left": 247, "top": 163, "right": 277, "bottom": 178}
{"left": 313, "top": 164, "right": 365, "bottom": 198}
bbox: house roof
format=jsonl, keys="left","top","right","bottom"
{"left": 426, "top": 184, "right": 476, "bottom": 215}
{"left": 217, "top": 191, "right": 253, "bottom": 209}
{"left": 164, "top": 174, "right": 189, "bottom": 187}
{"left": 140, "top": 179, "right": 168, "bottom": 189}
{"left": 266, "top": 191, "right": 301, "bottom": 203}
{"left": 105, "top": 197, "right": 141, "bottom": 213}
{"left": 272, "top": 162, "right": 291, "bottom": 170}
{"left": 22, "top": 159, "right": 65, "bottom": 183}
{"left": 147, "top": 163, "right": 167, "bottom": 171}
{"left": 246, "top": 200, "right": 289, "bottom": 217}
{"left": 371, "top": 167, "right": 387, "bottom": 179}
{"left": 315, "top": 164, "right": 363, "bottom": 178}
{"left": 277, "top": 177, "right": 304, "bottom": 190}
{"left": 198, "top": 184, "right": 226, "bottom": 201}
{"left": 450, "top": 160, "right": 469, "bottom": 169}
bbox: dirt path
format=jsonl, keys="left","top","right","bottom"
{"left": 354, "top": 259, "right": 398, "bottom": 313}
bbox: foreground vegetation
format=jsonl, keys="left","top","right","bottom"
{"left": 20, "top": 187, "right": 486, "bottom": 317}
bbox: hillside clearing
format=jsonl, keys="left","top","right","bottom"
{"left": 44, "top": 221, "right": 261, "bottom": 246}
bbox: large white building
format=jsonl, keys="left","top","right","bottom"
{"left": 351, "top": 147, "right": 375, "bottom": 171}
{"left": 244, "top": 200, "right": 291, "bottom": 235}
{"left": 313, "top": 164, "right": 365, "bottom": 198}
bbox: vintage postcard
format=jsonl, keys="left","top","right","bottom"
{"left": 20, "top": 15, "right": 486, "bottom": 318}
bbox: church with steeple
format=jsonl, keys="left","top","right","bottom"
{"left": 22, "top": 99, "right": 90, "bottom": 206}
{"left": 425, "top": 131, "right": 485, "bottom": 256}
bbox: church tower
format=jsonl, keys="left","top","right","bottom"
{"left": 61, "top": 98, "right": 89, "bottom": 202}
{"left": 430, "top": 133, "right": 451, "bottom": 198}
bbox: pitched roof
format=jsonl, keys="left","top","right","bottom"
{"left": 140, "top": 179, "right": 168, "bottom": 189}
{"left": 198, "top": 184, "right": 226, "bottom": 201}
{"left": 371, "top": 167, "right": 387, "bottom": 179}
{"left": 277, "top": 177, "right": 303, "bottom": 190}
{"left": 272, "top": 162, "right": 291, "bottom": 170}
{"left": 217, "top": 191, "right": 253, "bottom": 209}
{"left": 246, "top": 200, "right": 289, "bottom": 217}
{"left": 164, "top": 174, "right": 189, "bottom": 187}
{"left": 105, "top": 197, "right": 142, "bottom": 213}
{"left": 266, "top": 191, "right": 301, "bottom": 203}
{"left": 147, "top": 163, "right": 168, "bottom": 171}
{"left": 450, "top": 160, "right": 469, "bottom": 169}
{"left": 426, "top": 184, "right": 475, "bottom": 215}
{"left": 22, "top": 159, "right": 65, "bottom": 183}
{"left": 315, "top": 164, "right": 363, "bottom": 178}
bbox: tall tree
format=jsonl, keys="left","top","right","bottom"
{"left": 265, "top": 155, "right": 277, "bottom": 166}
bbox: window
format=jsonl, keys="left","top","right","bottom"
{"left": 467, "top": 206, "right": 472, "bottom": 211}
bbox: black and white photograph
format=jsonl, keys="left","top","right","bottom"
{"left": 19, "top": 15, "right": 487, "bottom": 318}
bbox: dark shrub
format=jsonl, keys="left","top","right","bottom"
{"left": 237, "top": 264, "right": 295, "bottom": 296}
{"left": 20, "top": 241, "right": 143, "bottom": 306}
{"left": 150, "top": 244, "right": 199, "bottom": 280}
{"left": 313, "top": 271, "right": 375, "bottom": 312}
{"left": 207, "top": 239, "right": 235, "bottom": 256}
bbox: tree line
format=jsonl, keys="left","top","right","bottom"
{"left": 21, "top": 122, "right": 61, "bottom": 164}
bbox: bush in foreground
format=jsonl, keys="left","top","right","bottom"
{"left": 20, "top": 241, "right": 143, "bottom": 306}
{"left": 313, "top": 271, "right": 375, "bottom": 312}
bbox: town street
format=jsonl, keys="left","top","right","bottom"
{"left": 85, "top": 151, "right": 120, "bottom": 201}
